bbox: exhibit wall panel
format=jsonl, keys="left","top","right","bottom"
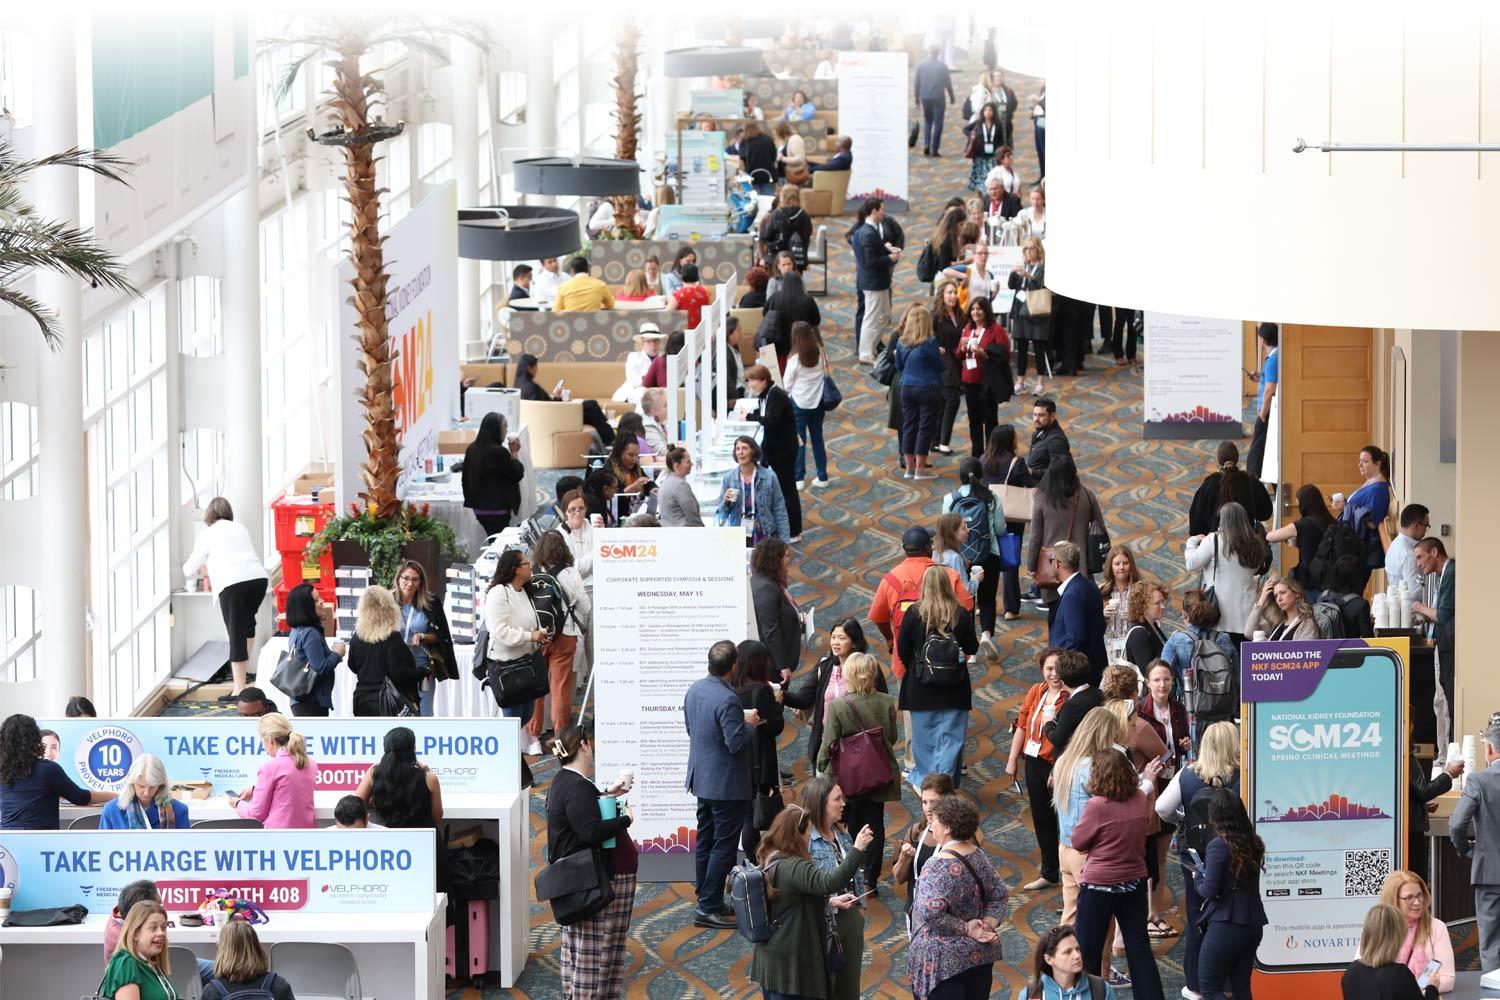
{"left": 1046, "top": 5, "right": 1500, "bottom": 330}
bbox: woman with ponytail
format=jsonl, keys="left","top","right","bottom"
{"left": 1187, "top": 442, "right": 1273, "bottom": 536}
{"left": 355, "top": 726, "right": 443, "bottom": 829}
{"left": 544, "top": 726, "right": 638, "bottom": 998}
{"left": 230, "top": 713, "right": 316, "bottom": 829}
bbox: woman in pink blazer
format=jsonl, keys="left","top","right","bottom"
{"left": 229, "top": 714, "right": 317, "bottom": 829}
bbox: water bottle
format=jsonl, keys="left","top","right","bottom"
{"left": 1398, "top": 581, "right": 1412, "bottom": 629}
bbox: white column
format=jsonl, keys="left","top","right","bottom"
{"left": 33, "top": 20, "right": 88, "bottom": 708}
{"left": 526, "top": 16, "right": 557, "bottom": 203}
{"left": 221, "top": 62, "right": 264, "bottom": 540}
{"left": 451, "top": 43, "right": 481, "bottom": 354}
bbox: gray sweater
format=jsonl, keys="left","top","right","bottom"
{"left": 657, "top": 471, "right": 704, "bottom": 527}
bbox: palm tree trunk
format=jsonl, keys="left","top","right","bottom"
{"left": 610, "top": 25, "right": 642, "bottom": 234}
{"left": 330, "top": 45, "right": 400, "bottom": 518}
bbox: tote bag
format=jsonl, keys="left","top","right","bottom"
{"left": 993, "top": 457, "right": 1035, "bottom": 522}
{"left": 1033, "top": 494, "right": 1080, "bottom": 589}
{"left": 828, "top": 696, "right": 895, "bottom": 798}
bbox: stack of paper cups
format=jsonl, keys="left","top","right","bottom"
{"left": 1372, "top": 593, "right": 1389, "bottom": 629}
{"left": 1450, "top": 741, "right": 1466, "bottom": 788}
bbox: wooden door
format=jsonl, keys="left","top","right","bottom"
{"left": 1279, "top": 325, "right": 1376, "bottom": 576}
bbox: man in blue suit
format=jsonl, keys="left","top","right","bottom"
{"left": 683, "top": 640, "right": 756, "bottom": 928}
{"left": 1046, "top": 540, "right": 1108, "bottom": 686}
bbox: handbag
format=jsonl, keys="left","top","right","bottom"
{"left": 998, "top": 532, "right": 1023, "bottom": 570}
{"left": 534, "top": 846, "right": 614, "bottom": 926}
{"left": 871, "top": 343, "right": 897, "bottom": 386}
{"left": 1025, "top": 286, "right": 1053, "bottom": 317}
{"left": 1033, "top": 494, "right": 1081, "bottom": 589}
{"left": 752, "top": 768, "right": 786, "bottom": 831}
{"left": 1087, "top": 520, "right": 1110, "bottom": 576}
{"left": 828, "top": 695, "right": 895, "bottom": 798}
{"left": 995, "top": 457, "right": 1035, "bottom": 522}
{"left": 378, "top": 676, "right": 417, "bottom": 718}
{"left": 1199, "top": 536, "right": 1222, "bottom": 616}
{"left": 819, "top": 372, "right": 843, "bottom": 412}
{"left": 270, "top": 643, "right": 319, "bottom": 699}
{"left": 823, "top": 901, "right": 847, "bottom": 973}
{"left": 482, "top": 649, "right": 550, "bottom": 709}
{"left": 962, "top": 129, "right": 981, "bottom": 159}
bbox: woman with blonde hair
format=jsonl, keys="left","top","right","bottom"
{"left": 1052, "top": 708, "right": 1132, "bottom": 927}
{"left": 1247, "top": 573, "right": 1322, "bottom": 640}
{"left": 1343, "top": 904, "right": 1438, "bottom": 999}
{"left": 1376, "top": 871, "right": 1454, "bottom": 993}
{"left": 932, "top": 512, "right": 970, "bottom": 577}
{"left": 895, "top": 303, "right": 947, "bottom": 480}
{"left": 897, "top": 567, "right": 979, "bottom": 788}
{"left": 99, "top": 900, "right": 175, "bottom": 999}
{"left": 1008, "top": 236, "right": 1051, "bottom": 395}
{"left": 99, "top": 754, "right": 189, "bottom": 830}
{"left": 202, "top": 921, "right": 295, "bottom": 1000}
{"left": 230, "top": 713, "right": 316, "bottom": 829}
{"left": 347, "top": 585, "right": 423, "bottom": 717}
{"left": 817, "top": 651, "right": 900, "bottom": 892}
{"left": 1100, "top": 545, "right": 1142, "bottom": 657}
{"left": 617, "top": 268, "right": 652, "bottom": 301}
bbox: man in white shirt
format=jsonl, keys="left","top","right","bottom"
{"left": 1385, "top": 503, "right": 1430, "bottom": 594}
{"left": 640, "top": 388, "right": 671, "bottom": 455}
{"left": 813, "top": 50, "right": 837, "bottom": 79}
{"left": 531, "top": 257, "right": 565, "bottom": 302}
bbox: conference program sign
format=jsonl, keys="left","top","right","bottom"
{"left": 837, "top": 50, "right": 909, "bottom": 212}
{"left": 1142, "top": 312, "right": 1243, "bottom": 439}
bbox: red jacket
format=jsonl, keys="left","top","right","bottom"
{"left": 867, "top": 556, "right": 973, "bottom": 678}
{"left": 956, "top": 322, "right": 1010, "bottom": 386}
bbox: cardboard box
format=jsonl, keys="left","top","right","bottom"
{"left": 438, "top": 429, "right": 477, "bottom": 455}
{"left": 170, "top": 780, "right": 214, "bottom": 801}
{"left": 294, "top": 467, "right": 335, "bottom": 496}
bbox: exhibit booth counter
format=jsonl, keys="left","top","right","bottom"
{"left": 32, "top": 717, "right": 530, "bottom": 988}
{"left": 0, "top": 829, "right": 445, "bottom": 999}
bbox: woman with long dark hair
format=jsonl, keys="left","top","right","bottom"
{"left": 1025, "top": 455, "right": 1108, "bottom": 608}
{"left": 0, "top": 713, "right": 108, "bottom": 829}
{"left": 731, "top": 638, "right": 786, "bottom": 858}
{"left": 1193, "top": 795, "right": 1268, "bottom": 1000}
{"left": 763, "top": 271, "right": 821, "bottom": 373}
{"left": 955, "top": 296, "right": 1012, "bottom": 458}
{"left": 484, "top": 549, "right": 549, "bottom": 755}
{"left": 1188, "top": 441, "right": 1273, "bottom": 535}
{"left": 981, "top": 424, "right": 1035, "bottom": 620}
{"left": 1017, "top": 925, "right": 1116, "bottom": 1000}
{"left": 461, "top": 411, "right": 526, "bottom": 536}
{"left": 530, "top": 530, "right": 591, "bottom": 742}
{"left": 941, "top": 457, "right": 1005, "bottom": 656}
{"left": 1185, "top": 500, "right": 1267, "bottom": 641}
{"left": 607, "top": 434, "right": 651, "bottom": 496}
{"left": 783, "top": 320, "right": 831, "bottom": 488}
{"left": 750, "top": 537, "right": 804, "bottom": 678}
{"left": 800, "top": 774, "right": 870, "bottom": 1000}
{"left": 966, "top": 101, "right": 1003, "bottom": 192}
{"left": 284, "top": 582, "right": 344, "bottom": 717}
{"left": 544, "top": 725, "right": 637, "bottom": 998}
{"left": 783, "top": 616, "right": 889, "bottom": 771}
{"left": 931, "top": 277, "right": 966, "bottom": 456}
{"left": 391, "top": 559, "right": 456, "bottom": 717}
{"left": 1266, "top": 484, "right": 1336, "bottom": 591}
{"left": 355, "top": 726, "right": 443, "bottom": 829}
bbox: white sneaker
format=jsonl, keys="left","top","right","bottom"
{"left": 1181, "top": 989, "right": 1203, "bottom": 1000}
{"left": 523, "top": 738, "right": 543, "bottom": 756}
{"left": 978, "top": 632, "right": 1000, "bottom": 660}
{"left": 858, "top": 354, "right": 875, "bottom": 365}
{"left": 789, "top": 535, "right": 802, "bottom": 544}
{"left": 810, "top": 477, "right": 831, "bottom": 488}
{"left": 912, "top": 470, "right": 937, "bottom": 480}
{"left": 797, "top": 480, "right": 809, "bottom": 491}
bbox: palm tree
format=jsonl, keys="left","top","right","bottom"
{"left": 609, "top": 23, "right": 643, "bottom": 236}
{"left": 0, "top": 143, "right": 135, "bottom": 348}
{"left": 268, "top": 18, "right": 485, "bottom": 519}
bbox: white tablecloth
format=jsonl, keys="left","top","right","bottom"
{"left": 407, "top": 425, "right": 537, "bottom": 560}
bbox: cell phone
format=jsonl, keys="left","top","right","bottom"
{"left": 852, "top": 888, "right": 876, "bottom": 901}
{"left": 1185, "top": 847, "right": 1205, "bottom": 870}
{"left": 1156, "top": 751, "right": 1173, "bottom": 766}
{"left": 1416, "top": 959, "right": 1442, "bottom": 990}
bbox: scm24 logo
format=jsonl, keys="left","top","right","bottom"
{"left": 598, "top": 543, "right": 658, "bottom": 560}
{"left": 1267, "top": 722, "right": 1382, "bottom": 752}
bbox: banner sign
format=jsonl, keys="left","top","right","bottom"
{"left": 666, "top": 131, "right": 727, "bottom": 207}
{"left": 691, "top": 89, "right": 745, "bottom": 119}
{"left": 0, "top": 829, "right": 433, "bottom": 915}
{"left": 594, "top": 528, "right": 749, "bottom": 874}
{"left": 1243, "top": 638, "right": 1409, "bottom": 970}
{"left": 1142, "top": 312, "right": 1243, "bottom": 439}
{"left": 837, "top": 50, "right": 909, "bottom": 212}
{"left": 36, "top": 717, "right": 519, "bottom": 798}
{"left": 336, "top": 182, "right": 460, "bottom": 507}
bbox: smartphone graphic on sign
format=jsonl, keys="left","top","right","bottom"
{"left": 1248, "top": 647, "right": 1405, "bottom": 972}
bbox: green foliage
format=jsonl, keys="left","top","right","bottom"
{"left": 306, "top": 501, "right": 462, "bottom": 584}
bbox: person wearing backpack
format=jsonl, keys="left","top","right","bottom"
{"left": 1155, "top": 721, "right": 1241, "bottom": 999}
{"left": 1315, "top": 556, "right": 1374, "bottom": 639}
{"left": 200, "top": 921, "right": 295, "bottom": 1000}
{"left": 941, "top": 458, "right": 1006, "bottom": 659}
{"left": 815, "top": 654, "right": 899, "bottom": 895}
{"left": 747, "top": 805, "right": 874, "bottom": 1000}
{"left": 527, "top": 531, "right": 591, "bottom": 744}
{"left": 1245, "top": 575, "right": 1322, "bottom": 641}
{"left": 1160, "top": 590, "right": 1239, "bottom": 742}
{"left": 1191, "top": 794, "right": 1268, "bottom": 1000}
{"left": 1016, "top": 924, "right": 1118, "bottom": 1000}
{"left": 897, "top": 566, "right": 979, "bottom": 790}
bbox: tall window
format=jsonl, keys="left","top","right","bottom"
{"left": 83, "top": 286, "right": 171, "bottom": 715}
{"left": 0, "top": 400, "right": 40, "bottom": 683}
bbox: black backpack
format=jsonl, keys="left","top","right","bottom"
{"left": 528, "top": 572, "right": 581, "bottom": 639}
{"left": 1186, "top": 629, "right": 1236, "bottom": 719}
{"left": 918, "top": 627, "right": 966, "bottom": 685}
{"left": 755, "top": 309, "right": 789, "bottom": 354}
{"left": 1308, "top": 520, "right": 1363, "bottom": 591}
{"left": 762, "top": 210, "right": 788, "bottom": 258}
{"left": 206, "top": 975, "right": 278, "bottom": 1000}
{"left": 915, "top": 241, "right": 940, "bottom": 283}
{"left": 728, "top": 859, "right": 783, "bottom": 943}
{"left": 789, "top": 228, "right": 808, "bottom": 269}
{"left": 1183, "top": 784, "right": 1239, "bottom": 857}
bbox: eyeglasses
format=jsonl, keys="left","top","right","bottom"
{"left": 1398, "top": 893, "right": 1425, "bottom": 903}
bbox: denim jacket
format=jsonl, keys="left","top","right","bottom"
{"left": 716, "top": 465, "right": 791, "bottom": 542}
{"left": 808, "top": 826, "right": 863, "bottom": 900}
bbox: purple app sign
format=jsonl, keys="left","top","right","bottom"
{"left": 1241, "top": 639, "right": 1373, "bottom": 703}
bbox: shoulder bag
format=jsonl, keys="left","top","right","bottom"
{"left": 994, "top": 457, "right": 1035, "bottom": 521}
{"left": 1086, "top": 499, "right": 1110, "bottom": 576}
{"left": 1033, "top": 493, "right": 1080, "bottom": 589}
{"left": 378, "top": 677, "right": 417, "bottom": 717}
{"left": 535, "top": 844, "right": 614, "bottom": 926}
{"left": 482, "top": 649, "right": 549, "bottom": 709}
{"left": 828, "top": 695, "right": 896, "bottom": 798}
{"left": 819, "top": 370, "right": 844, "bottom": 412}
{"left": 1199, "top": 536, "right": 1222, "bottom": 616}
{"left": 271, "top": 642, "right": 318, "bottom": 700}
{"left": 1025, "top": 285, "right": 1053, "bottom": 317}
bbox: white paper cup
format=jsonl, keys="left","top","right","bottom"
{"left": 1252, "top": 631, "right": 1268, "bottom": 642}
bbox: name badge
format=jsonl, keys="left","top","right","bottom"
{"left": 1025, "top": 738, "right": 1042, "bottom": 757}
{"left": 984, "top": 143, "right": 995, "bottom": 156}
{"left": 965, "top": 355, "right": 979, "bottom": 370}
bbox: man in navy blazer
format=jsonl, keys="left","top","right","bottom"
{"left": 1046, "top": 540, "right": 1108, "bottom": 686}
{"left": 854, "top": 197, "right": 901, "bottom": 363}
{"left": 683, "top": 640, "right": 757, "bottom": 928}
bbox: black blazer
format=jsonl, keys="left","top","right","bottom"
{"left": 1411, "top": 768, "right": 1454, "bottom": 836}
{"left": 895, "top": 608, "right": 978, "bottom": 712}
{"left": 1193, "top": 835, "right": 1269, "bottom": 928}
{"left": 854, "top": 223, "right": 894, "bottom": 291}
{"left": 783, "top": 654, "right": 890, "bottom": 768}
{"left": 422, "top": 599, "right": 459, "bottom": 682}
{"left": 988, "top": 192, "right": 1022, "bottom": 219}
{"left": 747, "top": 385, "right": 798, "bottom": 465}
{"left": 737, "top": 683, "right": 785, "bottom": 789}
{"left": 1044, "top": 685, "right": 1104, "bottom": 757}
{"left": 461, "top": 441, "right": 526, "bottom": 514}
{"left": 1188, "top": 470, "right": 1273, "bottom": 535}
{"left": 348, "top": 632, "right": 424, "bottom": 716}
{"left": 740, "top": 134, "right": 778, "bottom": 185}
{"left": 545, "top": 766, "right": 631, "bottom": 863}
{"left": 1340, "top": 961, "right": 1436, "bottom": 1000}
{"left": 751, "top": 572, "right": 802, "bottom": 674}
{"left": 1123, "top": 622, "right": 1167, "bottom": 674}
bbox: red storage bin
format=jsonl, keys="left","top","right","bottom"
{"left": 271, "top": 495, "right": 335, "bottom": 554}
{"left": 280, "top": 547, "right": 334, "bottom": 587}
{"left": 273, "top": 577, "right": 334, "bottom": 634}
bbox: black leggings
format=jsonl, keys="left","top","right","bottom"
{"left": 844, "top": 796, "right": 886, "bottom": 887}
{"left": 938, "top": 384, "right": 962, "bottom": 448}
{"left": 973, "top": 552, "right": 1001, "bottom": 634}
{"left": 290, "top": 702, "right": 330, "bottom": 718}
{"left": 1110, "top": 308, "right": 1138, "bottom": 360}
{"left": 1024, "top": 754, "right": 1060, "bottom": 881}
{"left": 962, "top": 383, "right": 997, "bottom": 458}
{"left": 1015, "top": 339, "right": 1052, "bottom": 378}
{"left": 218, "top": 578, "right": 268, "bottom": 662}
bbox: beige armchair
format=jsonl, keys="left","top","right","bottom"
{"left": 810, "top": 170, "right": 850, "bottom": 217}
{"left": 516, "top": 400, "right": 595, "bottom": 469}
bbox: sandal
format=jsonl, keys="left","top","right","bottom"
{"left": 1147, "top": 917, "right": 1179, "bottom": 938}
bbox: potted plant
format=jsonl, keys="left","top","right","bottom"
{"left": 306, "top": 502, "right": 463, "bottom": 590}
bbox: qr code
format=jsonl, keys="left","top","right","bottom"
{"left": 1344, "top": 850, "right": 1391, "bottom": 897}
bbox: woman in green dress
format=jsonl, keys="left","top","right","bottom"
{"left": 100, "top": 900, "right": 178, "bottom": 999}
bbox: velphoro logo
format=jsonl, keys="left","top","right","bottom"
{"left": 0, "top": 843, "right": 19, "bottom": 895}
{"left": 75, "top": 726, "right": 145, "bottom": 791}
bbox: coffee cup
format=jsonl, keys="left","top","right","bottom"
{"left": 618, "top": 769, "right": 635, "bottom": 792}
{"left": 0, "top": 886, "right": 12, "bottom": 919}
{"left": 560, "top": 388, "right": 573, "bottom": 402}
{"left": 590, "top": 513, "right": 605, "bottom": 528}
{"left": 725, "top": 487, "right": 740, "bottom": 505}
{"left": 1252, "top": 630, "right": 1268, "bottom": 642}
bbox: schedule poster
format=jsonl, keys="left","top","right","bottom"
{"left": 1243, "top": 638, "right": 1408, "bottom": 970}
{"left": 1142, "top": 311, "right": 1243, "bottom": 439}
{"left": 666, "top": 130, "right": 727, "bottom": 207}
{"left": 837, "top": 49, "right": 909, "bottom": 212}
{"left": 593, "top": 527, "right": 749, "bottom": 880}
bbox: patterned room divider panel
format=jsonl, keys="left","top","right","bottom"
{"left": 746, "top": 78, "right": 838, "bottom": 112}
{"left": 508, "top": 309, "right": 682, "bottom": 363}
{"left": 588, "top": 238, "right": 754, "bottom": 288}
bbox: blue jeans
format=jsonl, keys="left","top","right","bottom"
{"left": 418, "top": 676, "right": 435, "bottom": 717}
{"left": 921, "top": 98, "right": 946, "bottom": 153}
{"left": 792, "top": 404, "right": 828, "bottom": 482}
{"left": 502, "top": 700, "right": 533, "bottom": 723}
{"left": 1198, "top": 921, "right": 1261, "bottom": 1000}
{"left": 695, "top": 797, "right": 748, "bottom": 914}
{"left": 909, "top": 707, "right": 967, "bottom": 790}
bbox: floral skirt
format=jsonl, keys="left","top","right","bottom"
{"left": 967, "top": 156, "right": 996, "bottom": 192}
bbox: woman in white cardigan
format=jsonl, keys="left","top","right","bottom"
{"left": 1183, "top": 501, "right": 1268, "bottom": 641}
{"left": 182, "top": 497, "right": 270, "bottom": 698}
{"left": 484, "top": 548, "right": 548, "bottom": 755}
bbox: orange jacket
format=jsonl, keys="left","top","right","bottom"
{"left": 867, "top": 556, "right": 973, "bottom": 678}
{"left": 1014, "top": 681, "right": 1070, "bottom": 763}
